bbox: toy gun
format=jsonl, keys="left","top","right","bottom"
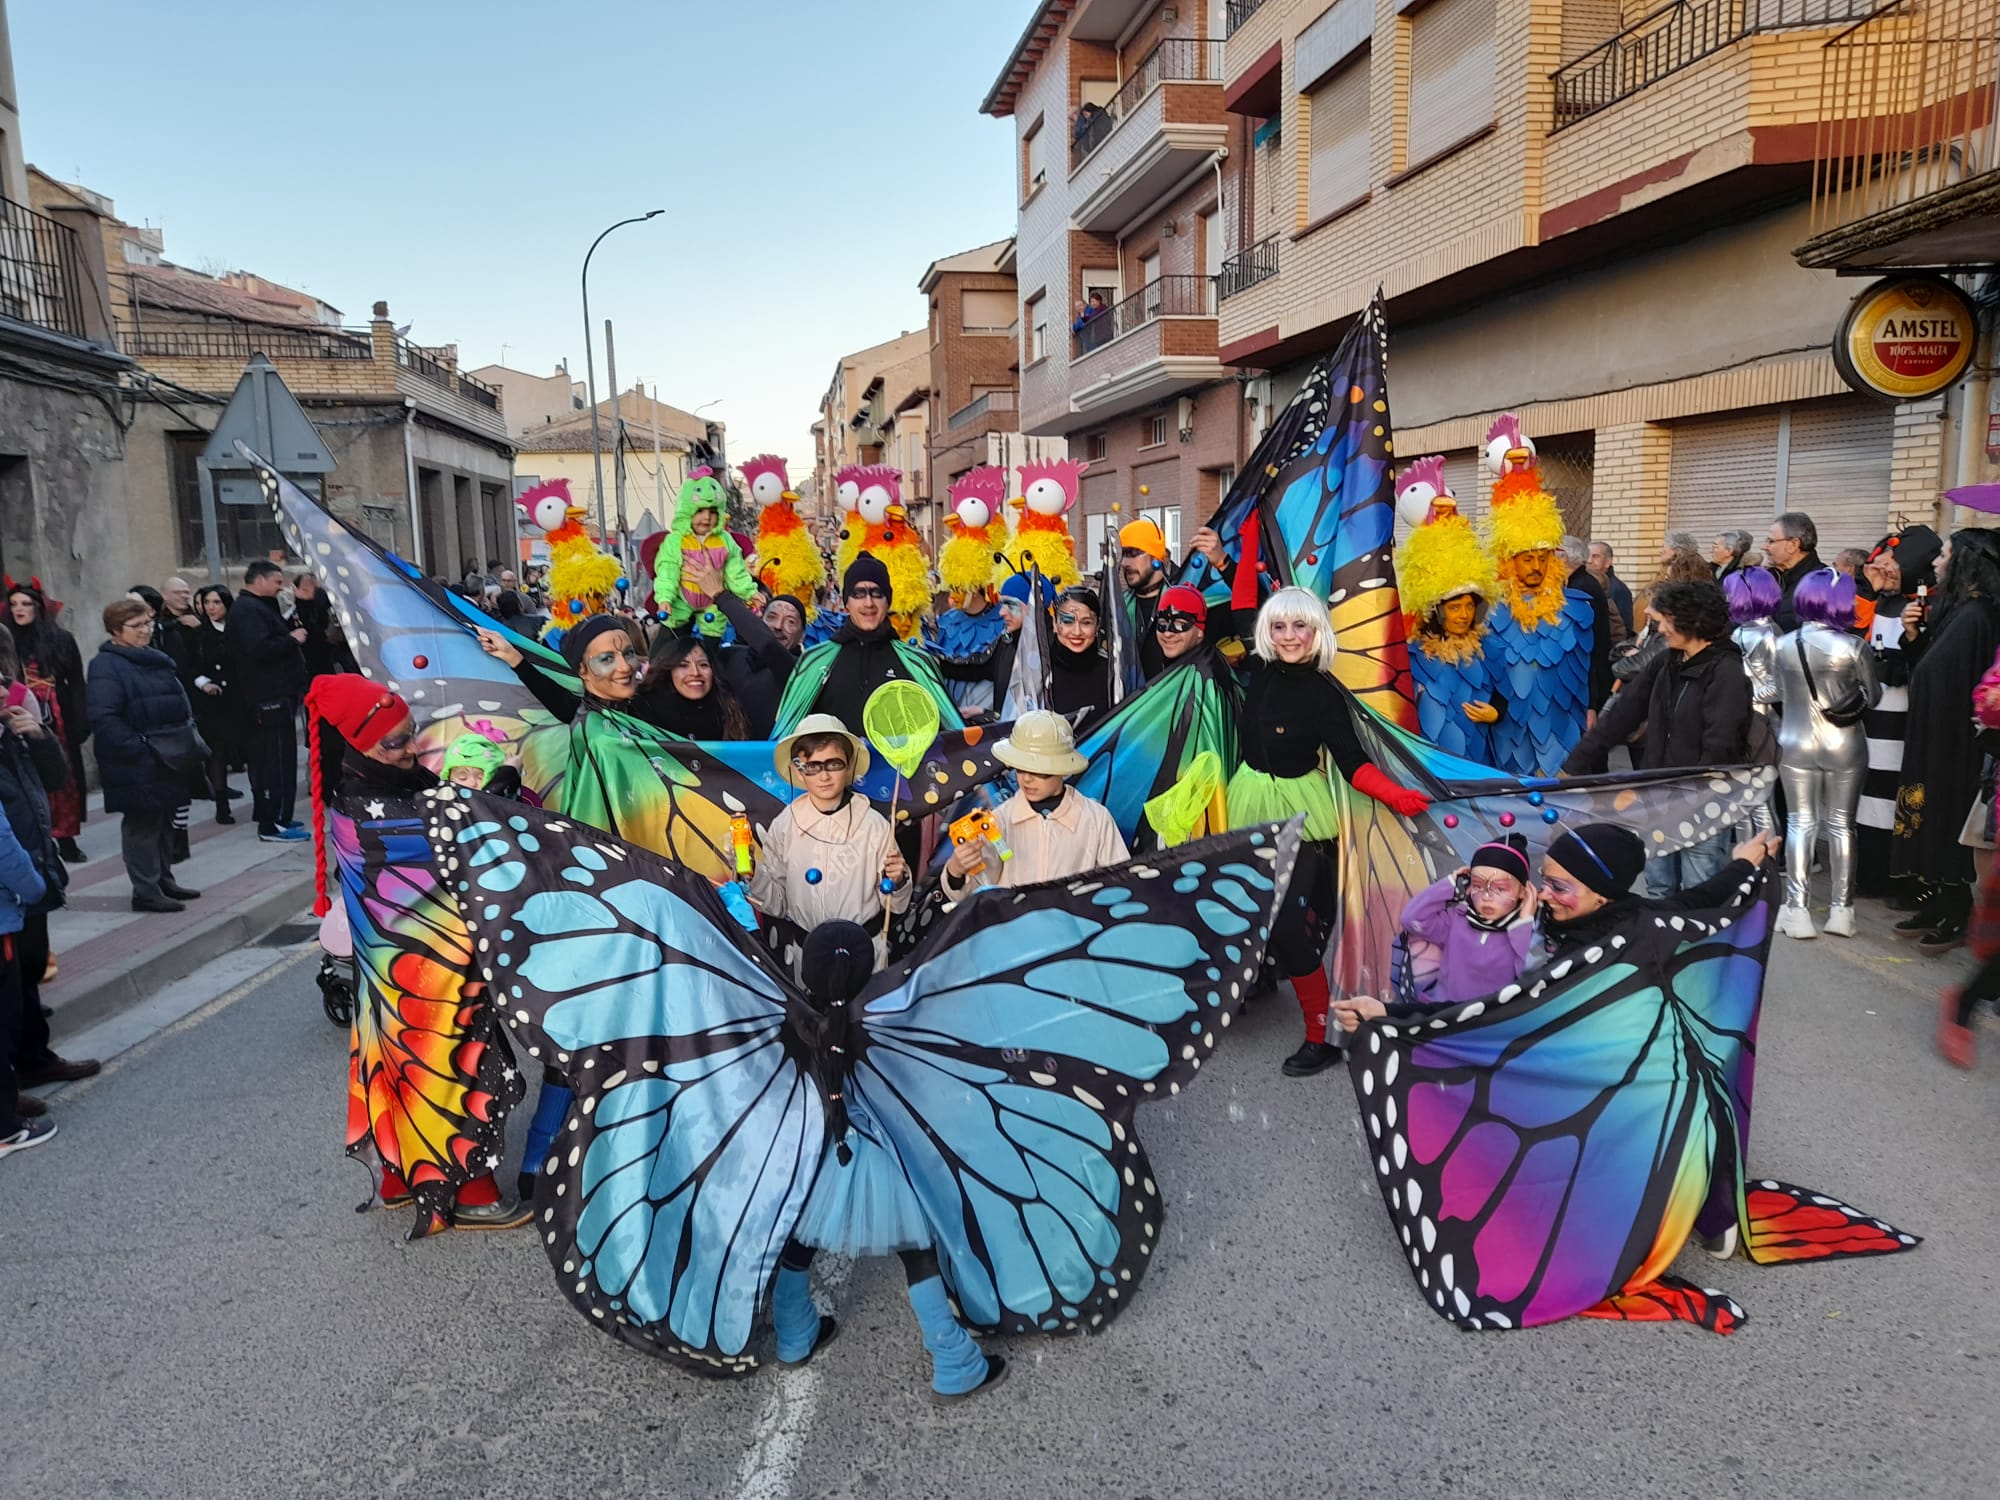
{"left": 949, "top": 808, "right": 1014, "bottom": 872}
{"left": 730, "top": 815, "right": 754, "bottom": 880}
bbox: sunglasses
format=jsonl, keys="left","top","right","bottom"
{"left": 377, "top": 728, "right": 416, "bottom": 752}
{"left": 847, "top": 586, "right": 887, "bottom": 601}
{"left": 1154, "top": 615, "right": 1198, "bottom": 634}
{"left": 584, "top": 648, "right": 645, "bottom": 674}
{"left": 792, "top": 757, "right": 850, "bottom": 777}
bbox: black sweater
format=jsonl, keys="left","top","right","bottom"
{"left": 1540, "top": 858, "right": 1759, "bottom": 965}
{"left": 1048, "top": 642, "right": 1111, "bottom": 725}
{"left": 1235, "top": 655, "right": 1371, "bottom": 781}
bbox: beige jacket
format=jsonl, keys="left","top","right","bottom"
{"left": 750, "top": 795, "right": 910, "bottom": 970}
{"left": 941, "top": 786, "right": 1130, "bottom": 898}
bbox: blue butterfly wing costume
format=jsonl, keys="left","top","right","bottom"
{"left": 400, "top": 788, "right": 1302, "bottom": 1374}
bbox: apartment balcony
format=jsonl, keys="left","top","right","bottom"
{"left": 947, "top": 388, "right": 1018, "bottom": 429}
{"left": 1066, "top": 274, "right": 1223, "bottom": 423}
{"left": 0, "top": 194, "right": 90, "bottom": 343}
{"left": 1224, "top": 0, "right": 1269, "bottom": 38}
{"left": 1551, "top": 0, "right": 1876, "bottom": 127}
{"left": 1798, "top": 0, "right": 2000, "bottom": 270}
{"left": 1217, "top": 236, "right": 1280, "bottom": 300}
{"left": 1070, "top": 38, "right": 1230, "bottom": 233}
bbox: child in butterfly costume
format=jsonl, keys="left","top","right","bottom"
{"left": 1390, "top": 835, "right": 1535, "bottom": 1007}
{"left": 1480, "top": 416, "right": 1594, "bottom": 778}
{"left": 397, "top": 786, "right": 1302, "bottom": 1387}
{"left": 1335, "top": 822, "right": 1919, "bottom": 1334}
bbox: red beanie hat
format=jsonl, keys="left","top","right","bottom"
{"left": 304, "top": 676, "right": 411, "bottom": 917}
{"left": 1158, "top": 584, "right": 1208, "bottom": 625}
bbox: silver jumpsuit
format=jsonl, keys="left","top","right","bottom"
{"left": 1733, "top": 620, "right": 1781, "bottom": 835}
{"left": 1773, "top": 622, "right": 1881, "bottom": 916}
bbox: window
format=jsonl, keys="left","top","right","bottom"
{"left": 961, "top": 290, "right": 1015, "bottom": 333}
{"left": 1144, "top": 414, "right": 1169, "bottom": 448}
{"left": 1026, "top": 291, "right": 1048, "bottom": 362}
{"left": 1139, "top": 251, "right": 1161, "bottom": 318}
{"left": 1307, "top": 56, "right": 1371, "bottom": 220}
{"left": 1087, "top": 433, "right": 1109, "bottom": 461}
{"left": 1142, "top": 505, "right": 1183, "bottom": 557}
{"left": 170, "top": 431, "right": 288, "bottom": 567}
{"left": 1023, "top": 117, "right": 1046, "bottom": 198}
{"left": 1405, "top": 0, "right": 1496, "bottom": 168}
{"left": 1200, "top": 208, "right": 1223, "bottom": 313}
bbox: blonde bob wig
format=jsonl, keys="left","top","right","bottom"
{"left": 1252, "top": 586, "right": 1338, "bottom": 673}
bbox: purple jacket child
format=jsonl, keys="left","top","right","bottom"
{"left": 1398, "top": 837, "right": 1536, "bottom": 1006}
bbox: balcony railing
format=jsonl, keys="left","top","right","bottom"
{"left": 397, "top": 337, "right": 455, "bottom": 388}
{"left": 1809, "top": 0, "right": 2000, "bottom": 241}
{"left": 457, "top": 369, "right": 502, "bottom": 410}
{"left": 947, "top": 389, "right": 1018, "bottom": 429}
{"left": 1552, "top": 0, "right": 1877, "bottom": 127}
{"left": 1073, "top": 274, "right": 1213, "bottom": 359}
{"left": 1217, "top": 237, "right": 1280, "bottom": 300}
{"left": 119, "top": 320, "right": 375, "bottom": 361}
{"left": 1072, "top": 37, "right": 1228, "bottom": 170}
{"left": 1225, "top": 0, "right": 1269, "bottom": 38}
{"left": 0, "top": 194, "right": 89, "bottom": 341}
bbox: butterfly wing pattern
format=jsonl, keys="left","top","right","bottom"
{"left": 246, "top": 446, "right": 575, "bottom": 771}
{"left": 1073, "top": 655, "right": 1239, "bottom": 847}
{"left": 845, "top": 819, "right": 1304, "bottom": 1336}
{"left": 414, "top": 790, "right": 827, "bottom": 1375}
{"left": 1349, "top": 864, "right": 1917, "bottom": 1333}
{"left": 335, "top": 802, "right": 524, "bottom": 1238}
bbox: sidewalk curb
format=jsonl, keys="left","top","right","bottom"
{"left": 47, "top": 871, "right": 318, "bottom": 1043}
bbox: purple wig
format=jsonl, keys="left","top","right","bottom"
{"left": 1792, "top": 566, "right": 1855, "bottom": 628}
{"left": 1723, "top": 566, "right": 1781, "bottom": 624}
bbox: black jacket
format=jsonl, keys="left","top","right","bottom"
{"left": 711, "top": 593, "right": 796, "bottom": 739}
{"left": 1773, "top": 552, "right": 1826, "bottom": 632}
{"left": 1563, "top": 637, "right": 1752, "bottom": 774}
{"left": 1567, "top": 564, "right": 1615, "bottom": 707}
{"left": 85, "top": 641, "right": 198, "bottom": 814}
{"left": 223, "top": 592, "right": 307, "bottom": 707}
{"left": 0, "top": 713, "right": 67, "bottom": 906}
{"left": 1541, "top": 859, "right": 1760, "bottom": 965}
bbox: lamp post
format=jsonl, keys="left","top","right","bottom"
{"left": 580, "top": 210, "right": 663, "bottom": 541}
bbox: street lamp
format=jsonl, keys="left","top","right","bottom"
{"left": 580, "top": 210, "right": 664, "bottom": 542}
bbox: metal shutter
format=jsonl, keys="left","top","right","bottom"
{"left": 1308, "top": 59, "right": 1371, "bottom": 219}
{"left": 1668, "top": 410, "right": 1781, "bottom": 545}
{"left": 1782, "top": 398, "right": 1893, "bottom": 558}
{"left": 1407, "top": 0, "right": 1496, "bottom": 166}
{"left": 1394, "top": 449, "right": 1482, "bottom": 547}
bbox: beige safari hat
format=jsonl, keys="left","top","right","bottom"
{"left": 993, "top": 709, "right": 1087, "bottom": 777}
{"left": 774, "top": 713, "right": 872, "bottom": 787}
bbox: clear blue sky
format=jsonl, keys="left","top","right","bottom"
{"left": 10, "top": 0, "right": 1027, "bottom": 468}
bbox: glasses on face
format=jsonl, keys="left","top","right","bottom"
{"left": 1120, "top": 548, "right": 1145, "bottom": 561}
{"left": 377, "top": 728, "right": 416, "bottom": 752}
{"left": 1155, "top": 615, "right": 1198, "bottom": 635}
{"left": 793, "top": 757, "right": 849, "bottom": 777}
{"left": 584, "top": 648, "right": 645, "bottom": 674}
{"left": 1465, "top": 876, "right": 1519, "bottom": 900}
{"left": 847, "top": 587, "right": 887, "bottom": 602}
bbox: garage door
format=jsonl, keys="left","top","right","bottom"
{"left": 1668, "top": 410, "right": 1782, "bottom": 547}
{"left": 1783, "top": 398, "right": 1894, "bottom": 557}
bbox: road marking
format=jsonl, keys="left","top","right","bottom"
{"left": 733, "top": 1252, "right": 852, "bottom": 1500}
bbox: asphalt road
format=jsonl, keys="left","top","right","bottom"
{"left": 5, "top": 922, "right": 1994, "bottom": 1500}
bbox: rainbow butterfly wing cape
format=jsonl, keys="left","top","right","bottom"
{"left": 1350, "top": 863, "right": 1918, "bottom": 1332}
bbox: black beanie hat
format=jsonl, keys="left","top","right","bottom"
{"left": 560, "top": 613, "right": 630, "bottom": 672}
{"left": 801, "top": 919, "right": 874, "bottom": 1009}
{"left": 1469, "top": 833, "right": 1531, "bottom": 884}
{"left": 842, "top": 552, "right": 891, "bottom": 600}
{"left": 1546, "top": 823, "right": 1647, "bottom": 899}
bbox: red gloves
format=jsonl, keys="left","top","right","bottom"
{"left": 1351, "top": 763, "right": 1431, "bottom": 819}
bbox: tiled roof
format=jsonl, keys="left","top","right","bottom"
{"left": 127, "top": 264, "right": 322, "bottom": 327}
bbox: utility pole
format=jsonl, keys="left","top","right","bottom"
{"left": 605, "top": 319, "right": 625, "bottom": 553}
{"left": 651, "top": 382, "right": 665, "bottom": 524}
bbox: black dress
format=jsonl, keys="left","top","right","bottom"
{"left": 1047, "top": 641, "right": 1111, "bottom": 726}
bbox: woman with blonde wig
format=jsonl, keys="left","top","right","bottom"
{"left": 1224, "top": 585, "right": 1432, "bottom": 1076}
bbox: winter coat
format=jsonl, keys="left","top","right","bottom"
{"left": 1563, "top": 637, "right": 1752, "bottom": 774}
{"left": 0, "top": 800, "right": 46, "bottom": 938}
{"left": 184, "top": 620, "right": 244, "bottom": 759}
{"left": 1399, "top": 876, "right": 1535, "bottom": 1006}
{"left": 223, "top": 591, "right": 307, "bottom": 707}
{"left": 86, "top": 641, "right": 200, "bottom": 814}
{"left": 1893, "top": 595, "right": 2000, "bottom": 885}
{"left": 0, "top": 704, "right": 68, "bottom": 911}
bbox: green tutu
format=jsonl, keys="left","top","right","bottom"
{"left": 1227, "top": 764, "right": 1341, "bottom": 842}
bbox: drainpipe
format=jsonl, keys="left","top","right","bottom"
{"left": 403, "top": 397, "right": 423, "bottom": 569}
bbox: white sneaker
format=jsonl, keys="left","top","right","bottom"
{"left": 1777, "top": 905, "right": 1817, "bottom": 940}
{"left": 1822, "top": 906, "right": 1856, "bottom": 938}
{"left": 0, "top": 1116, "right": 57, "bottom": 1160}
{"left": 1701, "top": 1225, "right": 1738, "bottom": 1260}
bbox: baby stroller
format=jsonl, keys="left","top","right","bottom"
{"left": 316, "top": 900, "right": 357, "bottom": 1028}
